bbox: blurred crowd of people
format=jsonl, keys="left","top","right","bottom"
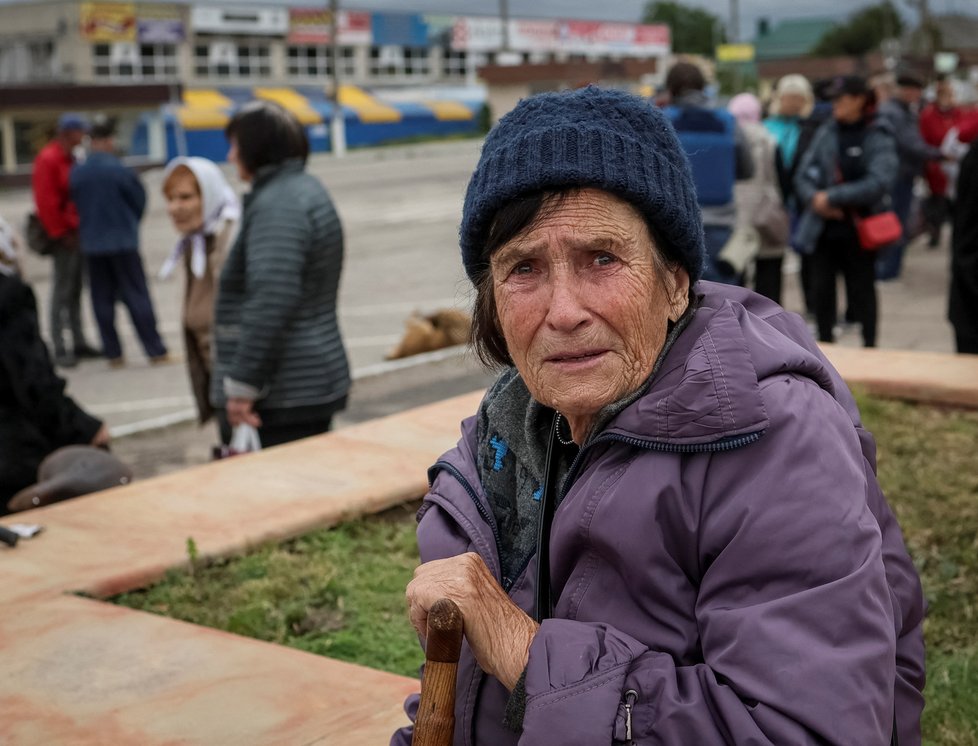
{"left": 656, "top": 64, "right": 978, "bottom": 353}
{"left": 2, "top": 64, "right": 978, "bottom": 513}
{"left": 1, "top": 102, "right": 350, "bottom": 512}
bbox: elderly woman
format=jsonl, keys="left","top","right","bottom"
{"left": 395, "top": 88, "right": 924, "bottom": 745}
{"left": 161, "top": 156, "right": 239, "bottom": 424}
{"left": 214, "top": 101, "right": 350, "bottom": 447}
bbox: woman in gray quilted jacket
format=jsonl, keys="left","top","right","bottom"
{"left": 212, "top": 101, "right": 350, "bottom": 447}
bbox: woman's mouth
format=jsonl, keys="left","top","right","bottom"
{"left": 547, "top": 350, "right": 608, "bottom": 366}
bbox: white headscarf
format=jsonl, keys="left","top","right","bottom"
{"left": 159, "top": 157, "right": 240, "bottom": 280}
{"left": 0, "top": 216, "right": 22, "bottom": 278}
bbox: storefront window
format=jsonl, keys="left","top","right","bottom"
{"left": 92, "top": 42, "right": 177, "bottom": 80}
{"left": 286, "top": 45, "right": 356, "bottom": 79}
{"left": 193, "top": 40, "right": 271, "bottom": 79}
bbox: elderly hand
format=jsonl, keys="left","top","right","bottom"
{"left": 812, "top": 191, "right": 845, "bottom": 220}
{"left": 407, "top": 552, "right": 539, "bottom": 690}
{"left": 226, "top": 397, "right": 262, "bottom": 428}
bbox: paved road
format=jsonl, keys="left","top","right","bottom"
{"left": 3, "top": 140, "right": 484, "bottom": 431}
{"left": 0, "top": 139, "right": 960, "bottom": 476}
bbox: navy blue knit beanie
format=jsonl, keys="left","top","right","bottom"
{"left": 460, "top": 86, "right": 705, "bottom": 283}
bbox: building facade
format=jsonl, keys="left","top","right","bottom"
{"left": 0, "top": 2, "right": 670, "bottom": 90}
{"left": 0, "top": 2, "right": 670, "bottom": 171}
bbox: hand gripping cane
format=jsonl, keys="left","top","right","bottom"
{"left": 413, "top": 598, "right": 463, "bottom": 746}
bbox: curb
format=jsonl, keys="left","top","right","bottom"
{"left": 108, "top": 344, "right": 471, "bottom": 439}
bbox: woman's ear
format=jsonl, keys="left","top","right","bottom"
{"left": 667, "top": 267, "right": 690, "bottom": 322}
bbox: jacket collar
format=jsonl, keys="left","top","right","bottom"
{"left": 250, "top": 159, "right": 304, "bottom": 191}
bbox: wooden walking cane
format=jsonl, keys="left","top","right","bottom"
{"left": 413, "top": 598, "right": 463, "bottom": 746}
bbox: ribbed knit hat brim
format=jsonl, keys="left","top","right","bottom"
{"left": 460, "top": 86, "right": 705, "bottom": 283}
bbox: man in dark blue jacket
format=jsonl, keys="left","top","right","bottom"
{"left": 70, "top": 117, "right": 167, "bottom": 366}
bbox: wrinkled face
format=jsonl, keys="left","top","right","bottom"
{"left": 165, "top": 170, "right": 204, "bottom": 236}
{"left": 491, "top": 188, "right": 689, "bottom": 430}
{"left": 778, "top": 92, "right": 807, "bottom": 117}
{"left": 832, "top": 93, "right": 865, "bottom": 124}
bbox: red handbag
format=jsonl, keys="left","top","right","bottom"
{"left": 852, "top": 211, "right": 903, "bottom": 251}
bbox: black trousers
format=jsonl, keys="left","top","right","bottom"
{"left": 812, "top": 230, "right": 878, "bottom": 347}
{"left": 955, "top": 330, "right": 978, "bottom": 355}
{"left": 754, "top": 256, "right": 783, "bottom": 305}
{"left": 217, "top": 411, "right": 336, "bottom": 449}
{"left": 87, "top": 253, "right": 167, "bottom": 360}
{"left": 49, "top": 243, "right": 86, "bottom": 355}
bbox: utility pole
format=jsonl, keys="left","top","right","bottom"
{"left": 729, "top": 0, "right": 740, "bottom": 44}
{"left": 500, "top": 0, "right": 510, "bottom": 52}
{"left": 329, "top": 0, "right": 346, "bottom": 157}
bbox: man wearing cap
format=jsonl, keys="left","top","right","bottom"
{"left": 31, "top": 113, "right": 100, "bottom": 368}
{"left": 876, "top": 73, "right": 944, "bottom": 281}
{"left": 69, "top": 117, "right": 168, "bottom": 367}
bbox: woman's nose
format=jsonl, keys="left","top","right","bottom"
{"left": 544, "top": 274, "right": 590, "bottom": 332}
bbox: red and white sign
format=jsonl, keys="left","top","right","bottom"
{"left": 287, "top": 8, "right": 371, "bottom": 45}
{"left": 452, "top": 17, "right": 669, "bottom": 57}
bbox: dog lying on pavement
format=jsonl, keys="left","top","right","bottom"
{"left": 386, "top": 309, "right": 472, "bottom": 360}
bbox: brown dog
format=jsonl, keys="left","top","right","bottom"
{"left": 386, "top": 309, "right": 472, "bottom": 360}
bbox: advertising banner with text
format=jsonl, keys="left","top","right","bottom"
{"left": 138, "top": 4, "right": 185, "bottom": 43}
{"left": 81, "top": 2, "right": 137, "bottom": 42}
{"left": 452, "top": 17, "right": 669, "bottom": 57}
{"left": 288, "top": 8, "right": 372, "bottom": 45}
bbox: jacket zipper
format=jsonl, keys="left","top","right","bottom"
{"left": 429, "top": 460, "right": 505, "bottom": 572}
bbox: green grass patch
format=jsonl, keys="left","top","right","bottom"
{"left": 112, "top": 394, "right": 978, "bottom": 742}
{"left": 112, "top": 503, "right": 424, "bottom": 678}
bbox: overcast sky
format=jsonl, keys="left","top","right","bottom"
{"left": 3, "top": 0, "right": 976, "bottom": 40}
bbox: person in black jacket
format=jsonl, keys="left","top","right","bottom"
{"left": 0, "top": 220, "right": 108, "bottom": 513}
{"left": 950, "top": 137, "right": 978, "bottom": 353}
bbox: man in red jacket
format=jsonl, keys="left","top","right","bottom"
{"left": 32, "top": 113, "right": 99, "bottom": 368}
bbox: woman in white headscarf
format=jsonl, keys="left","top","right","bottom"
{"left": 161, "top": 157, "right": 240, "bottom": 423}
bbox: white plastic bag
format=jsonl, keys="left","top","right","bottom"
{"left": 230, "top": 423, "right": 262, "bottom": 454}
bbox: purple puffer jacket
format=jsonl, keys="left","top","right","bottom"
{"left": 393, "top": 282, "right": 925, "bottom": 746}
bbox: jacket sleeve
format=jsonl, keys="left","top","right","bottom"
{"left": 791, "top": 124, "right": 826, "bottom": 208}
{"left": 893, "top": 111, "right": 942, "bottom": 165}
{"left": 825, "top": 130, "right": 898, "bottom": 208}
{"left": 122, "top": 168, "right": 147, "bottom": 220}
{"left": 225, "top": 199, "right": 311, "bottom": 392}
{"left": 0, "top": 281, "right": 102, "bottom": 447}
{"left": 734, "top": 123, "right": 755, "bottom": 180}
{"left": 517, "top": 378, "right": 896, "bottom": 745}
{"left": 34, "top": 156, "right": 70, "bottom": 238}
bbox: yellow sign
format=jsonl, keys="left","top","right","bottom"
{"left": 81, "top": 2, "right": 137, "bottom": 42}
{"left": 716, "top": 44, "right": 755, "bottom": 63}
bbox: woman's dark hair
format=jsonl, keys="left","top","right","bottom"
{"left": 225, "top": 101, "right": 309, "bottom": 174}
{"left": 665, "top": 62, "right": 706, "bottom": 99}
{"left": 470, "top": 190, "right": 679, "bottom": 368}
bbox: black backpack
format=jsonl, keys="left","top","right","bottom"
{"left": 24, "top": 212, "right": 57, "bottom": 256}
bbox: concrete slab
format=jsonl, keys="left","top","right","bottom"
{"left": 0, "top": 391, "right": 483, "bottom": 745}
{"left": 0, "top": 595, "right": 417, "bottom": 745}
{"left": 822, "top": 345, "right": 978, "bottom": 409}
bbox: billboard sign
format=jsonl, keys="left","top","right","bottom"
{"left": 81, "top": 2, "right": 137, "bottom": 42}
{"left": 452, "top": 17, "right": 669, "bottom": 57}
{"left": 138, "top": 4, "right": 185, "bottom": 43}
{"left": 287, "top": 8, "right": 371, "bottom": 45}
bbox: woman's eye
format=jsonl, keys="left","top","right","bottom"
{"left": 594, "top": 253, "right": 617, "bottom": 267}
{"left": 511, "top": 261, "right": 533, "bottom": 276}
